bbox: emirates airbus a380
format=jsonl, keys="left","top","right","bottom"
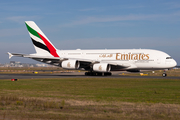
{"left": 8, "top": 21, "right": 177, "bottom": 77}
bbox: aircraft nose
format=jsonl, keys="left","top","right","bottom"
{"left": 172, "top": 59, "right": 177, "bottom": 67}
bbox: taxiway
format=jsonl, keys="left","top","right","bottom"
{"left": 0, "top": 72, "right": 180, "bottom": 79}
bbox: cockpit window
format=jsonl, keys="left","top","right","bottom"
{"left": 166, "top": 57, "right": 172, "bottom": 59}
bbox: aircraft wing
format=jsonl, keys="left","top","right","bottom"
{"left": 7, "top": 52, "right": 97, "bottom": 66}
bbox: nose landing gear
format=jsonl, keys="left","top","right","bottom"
{"left": 162, "top": 73, "right": 167, "bottom": 77}
{"left": 162, "top": 69, "right": 167, "bottom": 77}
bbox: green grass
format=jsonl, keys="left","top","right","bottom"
{"left": 1, "top": 78, "right": 180, "bottom": 103}
{"left": 1, "top": 78, "right": 180, "bottom": 119}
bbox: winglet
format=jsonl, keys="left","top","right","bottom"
{"left": 7, "top": 52, "right": 13, "bottom": 59}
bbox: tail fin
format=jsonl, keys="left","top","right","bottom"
{"left": 25, "top": 21, "right": 59, "bottom": 57}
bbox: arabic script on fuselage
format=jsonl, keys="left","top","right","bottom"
{"left": 99, "top": 54, "right": 113, "bottom": 58}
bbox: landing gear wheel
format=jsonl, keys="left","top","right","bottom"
{"left": 92, "top": 72, "right": 96, "bottom": 76}
{"left": 85, "top": 72, "right": 112, "bottom": 76}
{"left": 97, "top": 72, "right": 103, "bottom": 76}
{"left": 162, "top": 73, "right": 167, "bottom": 77}
{"left": 104, "top": 72, "right": 112, "bottom": 76}
{"left": 85, "top": 72, "right": 88, "bottom": 76}
{"left": 85, "top": 72, "right": 91, "bottom": 76}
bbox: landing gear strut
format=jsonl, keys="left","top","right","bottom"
{"left": 85, "top": 72, "right": 112, "bottom": 76}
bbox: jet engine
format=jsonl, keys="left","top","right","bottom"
{"left": 61, "top": 60, "right": 80, "bottom": 69}
{"left": 93, "top": 63, "right": 111, "bottom": 72}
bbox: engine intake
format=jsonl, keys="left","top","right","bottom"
{"left": 93, "top": 63, "right": 111, "bottom": 72}
{"left": 61, "top": 60, "right": 80, "bottom": 69}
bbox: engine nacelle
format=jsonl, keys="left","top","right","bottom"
{"left": 93, "top": 63, "right": 111, "bottom": 72}
{"left": 61, "top": 60, "right": 80, "bottom": 69}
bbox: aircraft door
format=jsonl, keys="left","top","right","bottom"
{"left": 81, "top": 52, "right": 85, "bottom": 57}
{"left": 157, "top": 58, "right": 161, "bottom": 64}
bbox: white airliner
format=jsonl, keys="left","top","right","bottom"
{"left": 8, "top": 21, "right": 177, "bottom": 77}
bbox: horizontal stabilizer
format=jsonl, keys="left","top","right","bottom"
{"left": 7, "top": 52, "right": 26, "bottom": 59}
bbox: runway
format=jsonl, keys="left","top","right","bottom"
{"left": 0, "top": 72, "right": 180, "bottom": 79}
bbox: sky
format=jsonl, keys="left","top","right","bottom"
{"left": 0, "top": 0, "right": 180, "bottom": 65}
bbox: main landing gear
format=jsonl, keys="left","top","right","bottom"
{"left": 85, "top": 72, "right": 112, "bottom": 76}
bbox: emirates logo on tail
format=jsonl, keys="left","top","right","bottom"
{"left": 25, "top": 21, "right": 59, "bottom": 58}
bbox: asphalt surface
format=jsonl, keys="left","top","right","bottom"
{"left": 0, "top": 72, "right": 180, "bottom": 79}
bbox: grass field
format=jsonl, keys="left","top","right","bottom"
{"left": 0, "top": 78, "right": 180, "bottom": 120}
